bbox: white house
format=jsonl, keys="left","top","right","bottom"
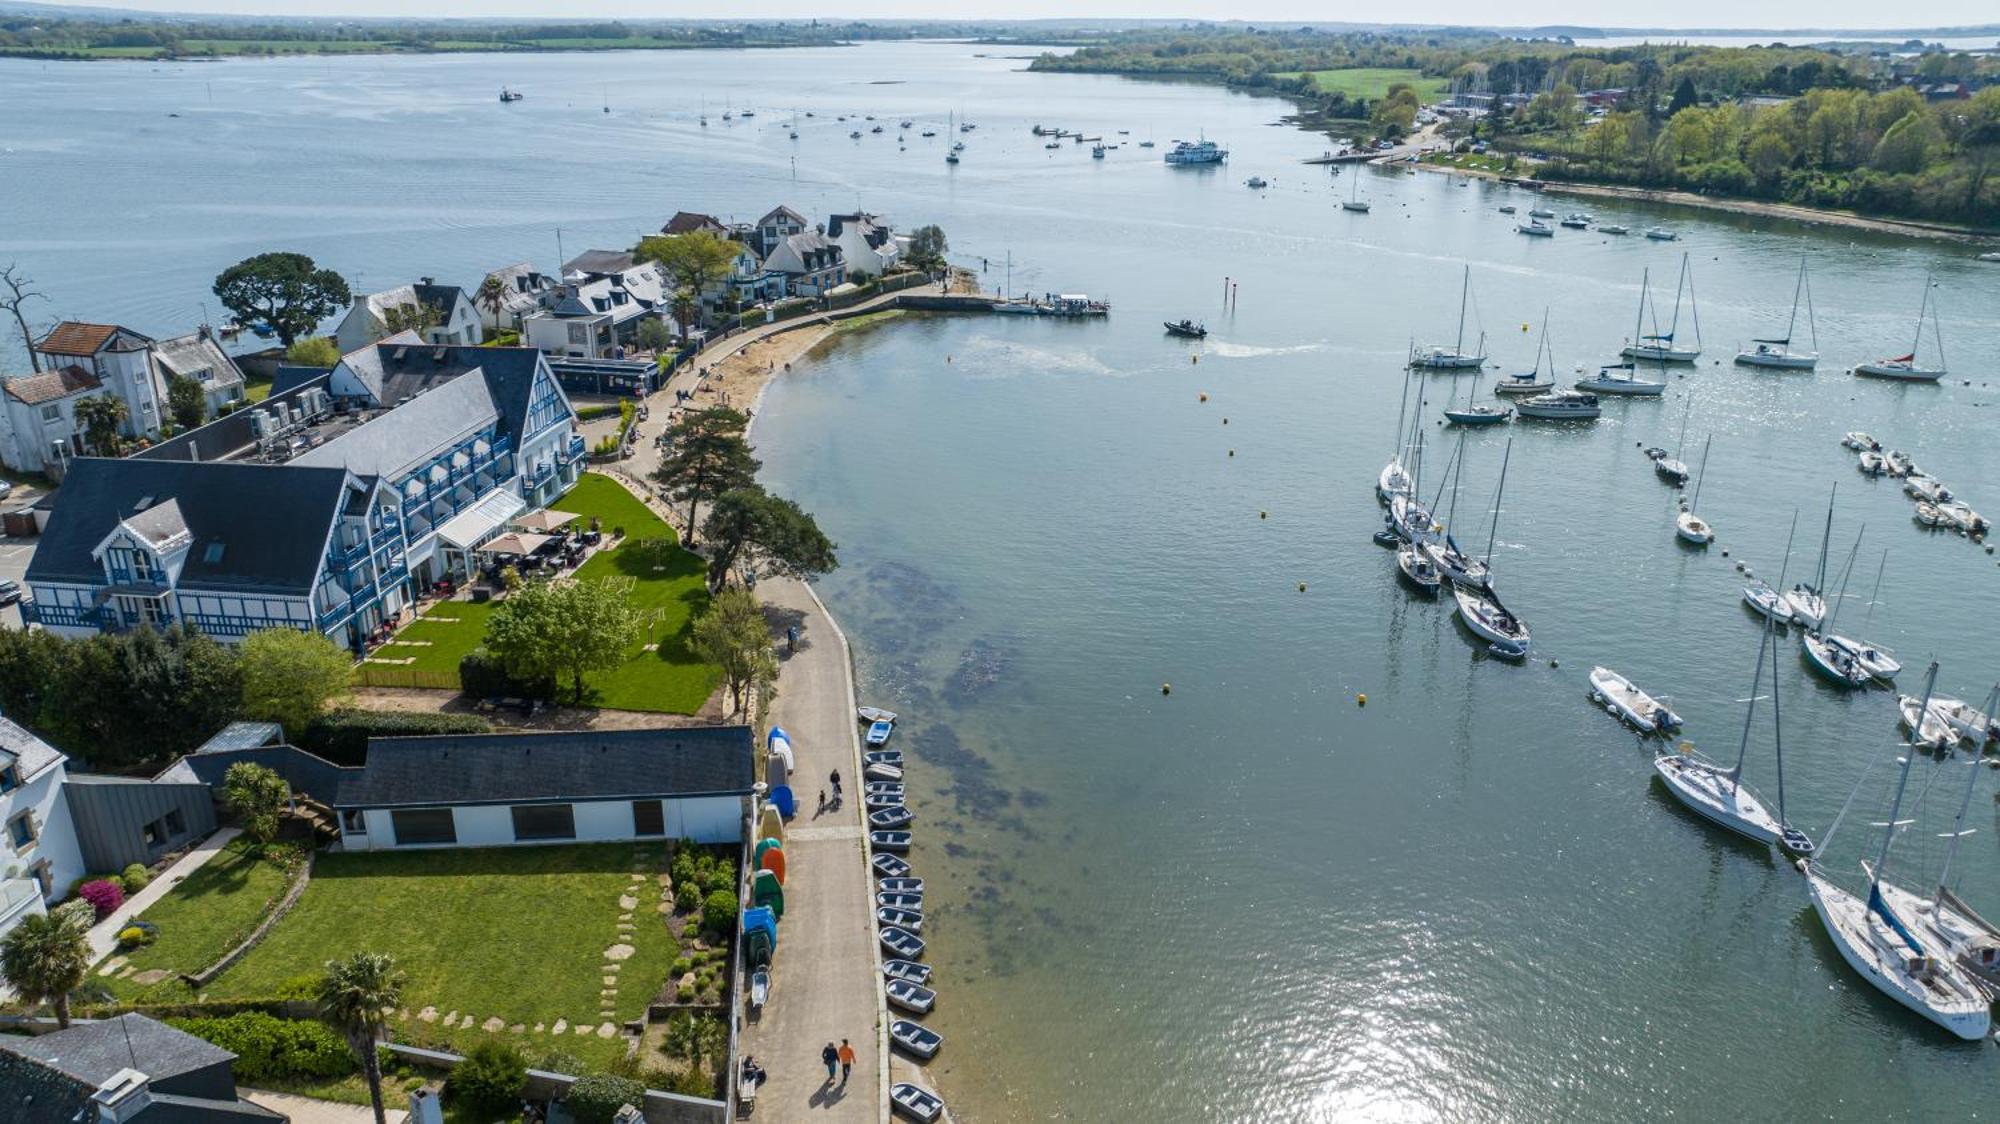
{"left": 826, "top": 212, "right": 900, "bottom": 278}
{"left": 763, "top": 231, "right": 847, "bottom": 297}
{"left": 0, "top": 718, "right": 86, "bottom": 942}
{"left": 0, "top": 365, "right": 104, "bottom": 476}
{"left": 0, "top": 322, "right": 175, "bottom": 475}
{"left": 477, "top": 262, "right": 558, "bottom": 333}
{"left": 152, "top": 325, "right": 247, "bottom": 417}
{"left": 333, "top": 281, "right": 483, "bottom": 354}
{"left": 520, "top": 251, "right": 667, "bottom": 359}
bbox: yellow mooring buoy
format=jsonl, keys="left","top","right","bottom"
{"left": 1161, "top": 683, "right": 1172, "bottom": 696}
{"left": 1357, "top": 693, "right": 1367, "bottom": 706}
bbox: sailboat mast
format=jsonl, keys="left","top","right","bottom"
{"left": 1632, "top": 267, "right": 1649, "bottom": 351}
{"left": 1822, "top": 528, "right": 1864, "bottom": 635}
{"left": 1874, "top": 664, "right": 1938, "bottom": 887}
{"left": 1484, "top": 438, "right": 1511, "bottom": 566}
{"left": 1729, "top": 609, "right": 1772, "bottom": 783}
{"left": 1390, "top": 368, "right": 1412, "bottom": 460}
{"left": 1454, "top": 266, "right": 1469, "bottom": 356}
{"left": 1784, "top": 257, "right": 1805, "bottom": 346}
{"left": 1666, "top": 253, "right": 1686, "bottom": 340}
{"left": 1932, "top": 685, "right": 1997, "bottom": 912}
{"left": 1813, "top": 485, "right": 1836, "bottom": 592}
{"left": 1910, "top": 273, "right": 1928, "bottom": 361}
{"left": 1770, "top": 624, "right": 1789, "bottom": 819}
{"left": 1445, "top": 431, "right": 1467, "bottom": 529}
{"left": 1864, "top": 549, "right": 1888, "bottom": 626}
{"left": 1536, "top": 309, "right": 1551, "bottom": 374}
{"left": 1690, "top": 435, "right": 1710, "bottom": 510}
{"left": 1685, "top": 255, "right": 1703, "bottom": 347}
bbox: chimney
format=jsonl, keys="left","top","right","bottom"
{"left": 92, "top": 1068, "right": 152, "bottom": 1123}
{"left": 420, "top": 276, "right": 435, "bottom": 286}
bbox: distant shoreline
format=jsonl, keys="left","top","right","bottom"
{"left": 0, "top": 40, "right": 843, "bottom": 63}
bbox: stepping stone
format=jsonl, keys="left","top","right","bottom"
{"left": 603, "top": 975, "right": 618, "bottom": 986}
{"left": 629, "top": 873, "right": 646, "bottom": 882}
{"left": 642, "top": 643, "right": 660, "bottom": 652}
{"left": 656, "top": 902, "right": 671, "bottom": 914}
{"left": 129, "top": 969, "right": 171, "bottom": 985}
{"left": 551, "top": 1019, "right": 567, "bottom": 1035}
{"left": 606, "top": 962, "right": 622, "bottom": 972}
{"left": 603, "top": 943, "right": 636, "bottom": 961}
{"left": 618, "top": 895, "right": 639, "bottom": 910}
{"left": 458, "top": 1014, "right": 475, "bottom": 1029}
{"left": 482, "top": 1017, "right": 505, "bottom": 1033}
{"left": 618, "top": 912, "right": 633, "bottom": 921}
{"left": 533, "top": 1022, "right": 545, "bottom": 1034}
{"left": 419, "top": 1007, "right": 440, "bottom": 1023}
{"left": 97, "top": 956, "right": 128, "bottom": 977}
{"left": 574, "top": 1023, "right": 594, "bottom": 1037}
{"left": 510, "top": 1024, "right": 525, "bottom": 1034}
{"left": 116, "top": 966, "right": 136, "bottom": 979}
{"left": 596, "top": 1022, "right": 618, "bottom": 1038}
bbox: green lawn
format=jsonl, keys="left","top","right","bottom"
{"left": 98, "top": 841, "right": 301, "bottom": 1003}
{"left": 371, "top": 474, "right": 718, "bottom": 713}
{"left": 209, "top": 843, "right": 681, "bottom": 1065}
{"left": 1272, "top": 67, "right": 1448, "bottom": 103}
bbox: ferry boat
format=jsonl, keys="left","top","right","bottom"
{"left": 1164, "top": 138, "right": 1228, "bottom": 165}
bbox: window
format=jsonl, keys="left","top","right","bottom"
{"left": 30, "top": 859, "right": 51, "bottom": 896}
{"left": 389, "top": 808, "right": 457, "bottom": 846}
{"left": 142, "top": 400, "right": 153, "bottom": 414}
{"left": 143, "top": 819, "right": 164, "bottom": 847}
{"left": 0, "top": 764, "right": 19, "bottom": 794}
{"left": 166, "top": 809, "right": 186, "bottom": 835}
{"left": 631, "top": 800, "right": 664, "bottom": 837}
{"left": 510, "top": 803, "right": 575, "bottom": 842}
{"left": 340, "top": 810, "right": 367, "bottom": 835}
{"left": 7, "top": 810, "right": 36, "bottom": 850}
{"left": 567, "top": 323, "right": 589, "bottom": 346}
{"left": 40, "top": 405, "right": 60, "bottom": 422}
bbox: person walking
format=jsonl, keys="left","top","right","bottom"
{"left": 830, "top": 769, "right": 842, "bottom": 797}
{"left": 837, "top": 1039, "right": 856, "bottom": 1085}
{"left": 820, "top": 1042, "right": 839, "bottom": 1084}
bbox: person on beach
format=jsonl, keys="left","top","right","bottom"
{"left": 821, "top": 1042, "right": 839, "bottom": 1084}
{"left": 830, "top": 769, "right": 841, "bottom": 796}
{"left": 817, "top": 789, "right": 826, "bottom": 814}
{"left": 837, "top": 1039, "right": 855, "bottom": 1085}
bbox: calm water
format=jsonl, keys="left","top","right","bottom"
{"left": 8, "top": 42, "right": 2000, "bottom": 1122}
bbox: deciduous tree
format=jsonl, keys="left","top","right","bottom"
{"left": 239, "top": 627, "right": 352, "bottom": 737}
{"left": 166, "top": 373, "right": 207, "bottom": 430}
{"left": 483, "top": 579, "right": 642, "bottom": 705}
{"left": 1, "top": 262, "right": 48, "bottom": 372}
{"left": 906, "top": 224, "right": 949, "bottom": 273}
{"left": 212, "top": 252, "right": 351, "bottom": 348}
{"left": 689, "top": 587, "right": 776, "bottom": 716}
{"left": 633, "top": 232, "right": 739, "bottom": 332}
{"left": 285, "top": 336, "right": 340, "bottom": 368}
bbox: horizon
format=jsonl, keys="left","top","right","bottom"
{"left": 12, "top": 1, "right": 2000, "bottom": 35}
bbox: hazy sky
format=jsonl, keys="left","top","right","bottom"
{"left": 38, "top": 1, "right": 2000, "bottom": 29}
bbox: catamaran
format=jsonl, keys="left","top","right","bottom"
{"left": 1655, "top": 621, "right": 1814, "bottom": 854}
{"left": 1409, "top": 266, "right": 1486, "bottom": 370}
{"left": 1853, "top": 271, "right": 1945, "bottom": 382}
{"left": 1801, "top": 663, "right": 1994, "bottom": 1040}
{"left": 1675, "top": 435, "right": 1714, "bottom": 545}
{"left": 1494, "top": 309, "right": 1557, "bottom": 396}
{"left": 1622, "top": 252, "right": 1702, "bottom": 363}
{"left": 1783, "top": 487, "right": 1836, "bottom": 630}
{"left": 1736, "top": 256, "right": 1820, "bottom": 370}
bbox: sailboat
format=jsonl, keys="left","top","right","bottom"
{"left": 1386, "top": 424, "right": 1439, "bottom": 543}
{"left": 1341, "top": 169, "right": 1371, "bottom": 212}
{"left": 1743, "top": 511, "right": 1799, "bottom": 625}
{"left": 1852, "top": 271, "right": 1945, "bottom": 381}
{"left": 1377, "top": 368, "right": 1416, "bottom": 503}
{"left": 1419, "top": 434, "right": 1493, "bottom": 589}
{"left": 1622, "top": 252, "right": 1702, "bottom": 362}
{"left": 1450, "top": 440, "right": 1529, "bottom": 658}
{"left": 1877, "top": 704, "right": 2000, "bottom": 993}
{"left": 1396, "top": 543, "right": 1442, "bottom": 594}
{"left": 1800, "top": 529, "right": 1871, "bottom": 689}
{"left": 1493, "top": 309, "right": 1556, "bottom": 396}
{"left": 1675, "top": 436, "right": 1714, "bottom": 545}
{"left": 945, "top": 111, "right": 960, "bottom": 164}
{"left": 1409, "top": 266, "right": 1486, "bottom": 370}
{"left": 1443, "top": 367, "right": 1511, "bottom": 425}
{"left": 1783, "top": 488, "right": 1836, "bottom": 629}
{"left": 1573, "top": 360, "right": 1665, "bottom": 396}
{"left": 1736, "top": 256, "right": 1819, "bottom": 369}
{"left": 1654, "top": 392, "right": 1694, "bottom": 483}
{"left": 1823, "top": 550, "right": 1901, "bottom": 681}
{"left": 1654, "top": 618, "right": 1814, "bottom": 853}
{"left": 1801, "top": 663, "right": 1994, "bottom": 1040}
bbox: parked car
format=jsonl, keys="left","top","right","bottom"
{"left": 0, "top": 579, "right": 22, "bottom": 606}
{"left": 0, "top": 479, "right": 13, "bottom": 501}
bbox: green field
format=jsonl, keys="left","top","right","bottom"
{"left": 371, "top": 473, "right": 717, "bottom": 713}
{"left": 207, "top": 843, "right": 680, "bottom": 1069}
{"left": 98, "top": 841, "right": 302, "bottom": 1003}
{"left": 1271, "top": 67, "right": 1448, "bottom": 103}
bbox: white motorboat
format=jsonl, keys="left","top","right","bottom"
{"left": 1453, "top": 583, "right": 1529, "bottom": 659}
{"left": 857, "top": 706, "right": 900, "bottom": 725}
{"left": 1735, "top": 257, "right": 1820, "bottom": 370}
{"left": 1575, "top": 362, "right": 1665, "bottom": 396}
{"left": 1936, "top": 501, "right": 1989, "bottom": 534}
{"left": 1857, "top": 451, "right": 1888, "bottom": 477}
{"left": 1842, "top": 431, "right": 1880, "bottom": 452}
{"left": 1902, "top": 475, "right": 1952, "bottom": 503}
{"left": 1515, "top": 220, "right": 1555, "bottom": 237}
{"left": 1883, "top": 450, "right": 1916, "bottom": 478}
{"left": 1494, "top": 309, "right": 1557, "bottom": 396}
{"left": 1852, "top": 271, "right": 1946, "bottom": 382}
{"left": 1924, "top": 692, "right": 1998, "bottom": 746}
{"left": 1621, "top": 255, "right": 1703, "bottom": 362}
{"left": 1599, "top": 223, "right": 1629, "bottom": 235}
{"left": 1164, "top": 137, "right": 1227, "bottom": 164}
{"left": 1528, "top": 206, "right": 1555, "bottom": 218}
{"left": 1588, "top": 666, "right": 1683, "bottom": 734}
{"left": 1913, "top": 501, "right": 1948, "bottom": 528}
{"left": 1516, "top": 389, "right": 1600, "bottom": 420}
{"left": 1559, "top": 212, "right": 1592, "bottom": 228}
{"left": 1803, "top": 663, "right": 1993, "bottom": 1041}
{"left": 1409, "top": 266, "right": 1487, "bottom": 369}
{"left": 1644, "top": 227, "right": 1678, "bottom": 240}
{"left": 1395, "top": 544, "right": 1441, "bottom": 594}
{"left": 1497, "top": 204, "right": 1516, "bottom": 214}
{"left": 1897, "top": 693, "right": 1958, "bottom": 751}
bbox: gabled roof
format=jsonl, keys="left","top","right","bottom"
{"left": 827, "top": 212, "right": 892, "bottom": 248}
{"left": 563, "top": 249, "right": 636, "bottom": 277}
{"left": 758, "top": 205, "right": 808, "bottom": 229}
{"left": 35, "top": 321, "right": 135, "bottom": 357}
{"left": 360, "top": 283, "right": 471, "bottom": 324}
{"left": 1, "top": 1014, "right": 233, "bottom": 1087}
{"left": 662, "top": 211, "right": 728, "bottom": 235}
{"left": 27, "top": 459, "right": 349, "bottom": 593}
{"left": 0, "top": 1014, "right": 281, "bottom": 1124}
{"left": 111, "top": 497, "right": 193, "bottom": 553}
{"left": 0, "top": 715, "right": 67, "bottom": 780}
{"left": 335, "top": 726, "right": 756, "bottom": 809}
{"left": 152, "top": 329, "right": 243, "bottom": 390}
{"left": 3, "top": 364, "right": 101, "bottom": 405}
{"left": 291, "top": 370, "right": 497, "bottom": 480}
{"left": 482, "top": 262, "right": 555, "bottom": 313}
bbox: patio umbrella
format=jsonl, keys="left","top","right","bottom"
{"left": 512, "top": 508, "right": 580, "bottom": 533}
{"left": 481, "top": 532, "right": 554, "bottom": 557}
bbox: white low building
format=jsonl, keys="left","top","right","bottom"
{"left": 0, "top": 718, "right": 86, "bottom": 941}
{"left": 334, "top": 281, "right": 484, "bottom": 354}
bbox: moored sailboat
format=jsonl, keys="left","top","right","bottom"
{"left": 1409, "top": 266, "right": 1487, "bottom": 370}
{"left": 1852, "top": 271, "right": 1946, "bottom": 381}
{"left": 1736, "top": 256, "right": 1820, "bottom": 370}
{"left": 1622, "top": 252, "right": 1702, "bottom": 362}
{"left": 1675, "top": 435, "right": 1715, "bottom": 545}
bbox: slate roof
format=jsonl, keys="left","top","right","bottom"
{"left": 2, "top": 1014, "right": 233, "bottom": 1087}
{"left": 360, "top": 282, "right": 469, "bottom": 323}
{"left": 159, "top": 744, "right": 356, "bottom": 805}
{"left": 121, "top": 497, "right": 192, "bottom": 550}
{"left": 27, "top": 458, "right": 348, "bottom": 593}
{"left": 662, "top": 211, "right": 727, "bottom": 235}
{"left": 0, "top": 1015, "right": 281, "bottom": 1124}
{"left": 0, "top": 714, "right": 67, "bottom": 780}
{"left": 759, "top": 205, "right": 808, "bottom": 229}
{"left": 290, "top": 368, "right": 498, "bottom": 480}
{"left": 35, "top": 321, "right": 126, "bottom": 356}
{"left": 563, "top": 249, "right": 636, "bottom": 277}
{"left": 482, "top": 262, "right": 555, "bottom": 315}
{"left": 336, "top": 726, "right": 756, "bottom": 809}
{"left": 827, "top": 212, "right": 892, "bottom": 249}
{"left": 3, "top": 364, "right": 101, "bottom": 405}
{"left": 152, "top": 329, "right": 243, "bottom": 390}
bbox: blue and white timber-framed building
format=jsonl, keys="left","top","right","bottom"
{"left": 23, "top": 332, "right": 586, "bottom": 651}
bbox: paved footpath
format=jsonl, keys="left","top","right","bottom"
{"left": 742, "top": 575, "right": 886, "bottom": 1121}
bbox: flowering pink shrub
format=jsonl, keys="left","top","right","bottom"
{"left": 78, "top": 878, "right": 124, "bottom": 919}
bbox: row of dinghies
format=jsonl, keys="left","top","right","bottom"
{"left": 853, "top": 706, "right": 953, "bottom": 1123}
{"left": 1842, "top": 432, "right": 1990, "bottom": 539}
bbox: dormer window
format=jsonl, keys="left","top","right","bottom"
{"left": 0, "top": 763, "right": 20, "bottom": 794}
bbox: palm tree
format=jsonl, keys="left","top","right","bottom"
{"left": 73, "top": 393, "right": 128, "bottom": 456}
{"left": 671, "top": 287, "right": 700, "bottom": 338}
{"left": 476, "top": 274, "right": 509, "bottom": 334}
{"left": 1, "top": 910, "right": 91, "bottom": 1028}
{"left": 320, "top": 951, "right": 407, "bottom": 1124}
